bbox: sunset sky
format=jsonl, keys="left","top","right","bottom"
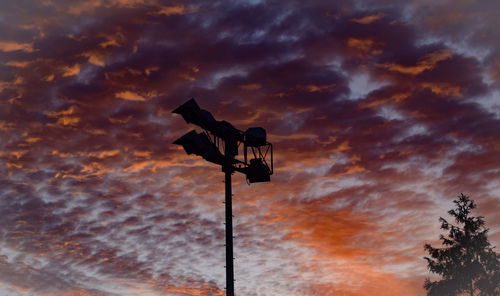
{"left": 1, "top": 0, "right": 499, "bottom": 295}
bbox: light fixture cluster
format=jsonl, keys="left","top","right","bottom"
{"left": 173, "top": 98, "right": 273, "bottom": 183}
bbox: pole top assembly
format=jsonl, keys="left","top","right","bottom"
{"left": 172, "top": 98, "right": 273, "bottom": 183}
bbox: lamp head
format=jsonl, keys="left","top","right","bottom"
{"left": 173, "top": 130, "right": 224, "bottom": 165}
{"left": 244, "top": 127, "right": 266, "bottom": 147}
{"left": 210, "top": 120, "right": 244, "bottom": 143}
{"left": 172, "top": 98, "right": 201, "bottom": 125}
{"left": 172, "top": 98, "right": 217, "bottom": 128}
{"left": 245, "top": 158, "right": 271, "bottom": 183}
{"left": 173, "top": 130, "right": 202, "bottom": 155}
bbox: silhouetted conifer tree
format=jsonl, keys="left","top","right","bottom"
{"left": 424, "top": 194, "right": 499, "bottom": 296}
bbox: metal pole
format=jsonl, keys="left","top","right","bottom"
{"left": 224, "top": 141, "right": 234, "bottom": 296}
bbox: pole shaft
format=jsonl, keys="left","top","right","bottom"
{"left": 224, "top": 142, "right": 234, "bottom": 296}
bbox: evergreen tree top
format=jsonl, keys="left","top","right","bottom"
{"left": 423, "top": 193, "right": 499, "bottom": 296}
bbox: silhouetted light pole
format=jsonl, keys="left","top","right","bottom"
{"left": 172, "top": 98, "right": 273, "bottom": 296}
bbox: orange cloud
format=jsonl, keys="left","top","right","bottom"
{"left": 160, "top": 284, "right": 225, "bottom": 296}
{"left": 0, "top": 121, "right": 15, "bottom": 130}
{"left": 344, "top": 164, "right": 366, "bottom": 175}
{"left": 47, "top": 106, "right": 77, "bottom": 117}
{"left": 115, "top": 91, "right": 147, "bottom": 101}
{"left": 377, "top": 49, "right": 452, "bottom": 75}
{"left": 80, "top": 161, "right": 112, "bottom": 176}
{"left": 82, "top": 52, "right": 105, "bottom": 66}
{"left": 124, "top": 159, "right": 173, "bottom": 173}
{"left": 268, "top": 198, "right": 377, "bottom": 258}
{"left": 5, "top": 60, "right": 31, "bottom": 67}
{"left": 178, "top": 72, "right": 196, "bottom": 81}
{"left": 99, "top": 31, "right": 126, "bottom": 48}
{"left": 25, "top": 137, "right": 41, "bottom": 143}
{"left": 44, "top": 74, "right": 55, "bottom": 81}
{"left": 152, "top": 5, "right": 199, "bottom": 16}
{"left": 308, "top": 266, "right": 425, "bottom": 296}
{"left": 297, "top": 83, "right": 336, "bottom": 92}
{"left": 422, "top": 82, "right": 462, "bottom": 97}
{"left": 133, "top": 150, "right": 151, "bottom": 158}
{"left": 360, "top": 92, "right": 411, "bottom": 108}
{"left": 51, "top": 150, "right": 74, "bottom": 158}
{"left": 62, "top": 64, "right": 80, "bottom": 77}
{"left": 156, "top": 5, "right": 185, "bottom": 15}
{"left": 67, "top": 0, "right": 103, "bottom": 15}
{"left": 83, "top": 149, "right": 121, "bottom": 158}
{"left": 56, "top": 116, "right": 80, "bottom": 126}
{"left": 240, "top": 83, "right": 262, "bottom": 90}
{"left": 46, "top": 106, "right": 80, "bottom": 126}
{"left": 145, "top": 66, "right": 160, "bottom": 76}
{"left": 347, "top": 38, "right": 375, "bottom": 53}
{"left": 350, "top": 13, "right": 385, "bottom": 24}
{"left": 0, "top": 40, "right": 34, "bottom": 52}
{"left": 0, "top": 150, "right": 29, "bottom": 159}
{"left": 332, "top": 140, "right": 351, "bottom": 153}
{"left": 346, "top": 38, "right": 382, "bottom": 56}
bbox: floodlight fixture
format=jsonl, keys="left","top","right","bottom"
{"left": 244, "top": 127, "right": 266, "bottom": 147}
{"left": 210, "top": 120, "right": 244, "bottom": 144}
{"left": 246, "top": 158, "right": 271, "bottom": 183}
{"left": 173, "top": 130, "right": 224, "bottom": 165}
{"left": 172, "top": 98, "right": 273, "bottom": 296}
{"left": 172, "top": 130, "right": 202, "bottom": 155}
{"left": 172, "top": 98, "right": 217, "bottom": 129}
